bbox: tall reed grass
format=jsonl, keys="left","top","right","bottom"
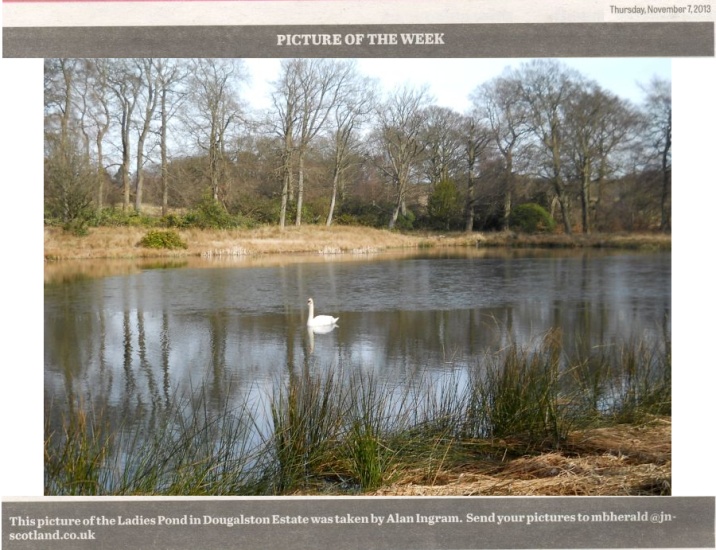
{"left": 46, "top": 387, "right": 265, "bottom": 495}
{"left": 45, "top": 334, "right": 670, "bottom": 496}
{"left": 268, "top": 370, "right": 346, "bottom": 492}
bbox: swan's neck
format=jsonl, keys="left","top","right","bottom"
{"left": 308, "top": 302, "right": 314, "bottom": 321}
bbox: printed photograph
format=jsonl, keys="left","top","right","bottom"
{"left": 44, "top": 57, "right": 671, "bottom": 497}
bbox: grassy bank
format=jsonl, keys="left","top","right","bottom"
{"left": 45, "top": 335, "right": 670, "bottom": 496}
{"left": 44, "top": 225, "right": 671, "bottom": 261}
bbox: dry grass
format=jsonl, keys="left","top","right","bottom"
{"left": 44, "top": 225, "right": 669, "bottom": 261}
{"left": 371, "top": 417, "right": 671, "bottom": 497}
{"left": 477, "top": 231, "right": 671, "bottom": 250}
{"left": 45, "top": 225, "right": 446, "bottom": 260}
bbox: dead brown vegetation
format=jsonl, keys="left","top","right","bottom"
{"left": 371, "top": 417, "right": 671, "bottom": 497}
{"left": 44, "top": 225, "right": 670, "bottom": 261}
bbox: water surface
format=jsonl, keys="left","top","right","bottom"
{"left": 45, "top": 248, "right": 671, "bottom": 436}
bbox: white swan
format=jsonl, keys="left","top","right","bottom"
{"left": 306, "top": 297, "right": 339, "bottom": 327}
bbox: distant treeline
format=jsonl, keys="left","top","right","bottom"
{"left": 44, "top": 58, "right": 670, "bottom": 234}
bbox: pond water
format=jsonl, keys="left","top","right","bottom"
{"left": 44, "top": 248, "right": 671, "bottom": 442}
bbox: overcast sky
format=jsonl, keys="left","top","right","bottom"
{"left": 242, "top": 58, "right": 671, "bottom": 113}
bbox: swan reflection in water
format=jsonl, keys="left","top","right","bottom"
{"left": 307, "top": 321, "right": 338, "bottom": 354}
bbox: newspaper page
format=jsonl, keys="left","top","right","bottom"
{"left": 1, "top": 1, "right": 715, "bottom": 549}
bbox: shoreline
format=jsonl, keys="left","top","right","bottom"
{"left": 44, "top": 225, "right": 671, "bottom": 261}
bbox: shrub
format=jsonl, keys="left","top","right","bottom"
{"left": 195, "top": 198, "right": 234, "bottom": 229}
{"left": 44, "top": 142, "right": 95, "bottom": 230}
{"left": 96, "top": 208, "right": 159, "bottom": 228}
{"left": 62, "top": 217, "right": 91, "bottom": 237}
{"left": 186, "top": 192, "right": 241, "bottom": 229}
{"left": 138, "top": 230, "right": 188, "bottom": 250}
{"left": 427, "top": 179, "right": 463, "bottom": 230}
{"left": 394, "top": 210, "right": 416, "bottom": 231}
{"left": 161, "top": 213, "right": 184, "bottom": 228}
{"left": 510, "top": 203, "right": 556, "bottom": 234}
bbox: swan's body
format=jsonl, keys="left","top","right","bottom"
{"left": 306, "top": 298, "right": 339, "bottom": 327}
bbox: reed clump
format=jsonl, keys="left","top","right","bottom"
{"left": 45, "top": 406, "right": 113, "bottom": 495}
{"left": 45, "top": 335, "right": 670, "bottom": 496}
{"left": 475, "top": 333, "right": 567, "bottom": 447}
{"left": 268, "top": 370, "right": 347, "bottom": 493}
{"left": 45, "top": 388, "right": 265, "bottom": 495}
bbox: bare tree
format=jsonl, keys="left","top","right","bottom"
{"left": 44, "top": 58, "right": 95, "bottom": 225}
{"left": 639, "top": 77, "right": 672, "bottom": 232}
{"left": 420, "top": 105, "right": 465, "bottom": 187}
{"left": 64, "top": 59, "right": 102, "bottom": 207}
{"left": 270, "top": 59, "right": 353, "bottom": 227}
{"left": 514, "top": 60, "right": 581, "bottom": 234}
{"left": 564, "top": 83, "right": 638, "bottom": 233}
{"left": 186, "top": 59, "right": 245, "bottom": 203}
{"left": 373, "top": 86, "right": 432, "bottom": 229}
{"left": 326, "top": 72, "right": 375, "bottom": 226}
{"left": 83, "top": 59, "right": 113, "bottom": 211}
{"left": 154, "top": 59, "right": 190, "bottom": 215}
{"left": 133, "top": 58, "right": 159, "bottom": 213}
{"left": 473, "top": 75, "right": 530, "bottom": 230}
{"left": 269, "top": 62, "right": 300, "bottom": 229}
{"left": 461, "top": 114, "right": 490, "bottom": 231}
{"left": 106, "top": 59, "right": 142, "bottom": 211}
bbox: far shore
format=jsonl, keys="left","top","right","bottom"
{"left": 44, "top": 225, "right": 671, "bottom": 261}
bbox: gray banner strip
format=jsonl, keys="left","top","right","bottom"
{"left": 3, "top": 22, "right": 714, "bottom": 58}
{"left": 3, "top": 497, "right": 715, "bottom": 549}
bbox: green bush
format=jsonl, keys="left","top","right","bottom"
{"left": 138, "top": 230, "right": 188, "bottom": 250}
{"left": 96, "top": 208, "right": 158, "bottom": 228}
{"left": 509, "top": 203, "right": 556, "bottom": 234}
{"left": 394, "top": 210, "right": 416, "bottom": 231}
{"left": 161, "top": 213, "right": 184, "bottom": 228}
{"left": 427, "top": 179, "right": 462, "bottom": 230}
{"left": 188, "top": 194, "right": 237, "bottom": 229}
{"left": 62, "top": 217, "right": 91, "bottom": 236}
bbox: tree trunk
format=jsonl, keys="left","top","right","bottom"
{"left": 210, "top": 138, "right": 220, "bottom": 202}
{"left": 279, "top": 150, "right": 292, "bottom": 230}
{"left": 161, "top": 87, "right": 169, "bottom": 216}
{"left": 121, "top": 112, "right": 131, "bottom": 211}
{"left": 279, "top": 174, "right": 289, "bottom": 229}
{"left": 554, "top": 183, "right": 572, "bottom": 235}
{"left": 389, "top": 176, "right": 407, "bottom": 229}
{"left": 464, "top": 150, "right": 477, "bottom": 232}
{"left": 135, "top": 136, "right": 146, "bottom": 213}
{"left": 580, "top": 160, "right": 591, "bottom": 234}
{"left": 503, "top": 187, "right": 512, "bottom": 230}
{"left": 295, "top": 151, "right": 305, "bottom": 226}
{"left": 96, "top": 136, "right": 105, "bottom": 211}
{"left": 660, "top": 146, "right": 671, "bottom": 232}
{"left": 389, "top": 204, "right": 400, "bottom": 229}
{"left": 502, "top": 149, "right": 513, "bottom": 230}
{"left": 326, "top": 166, "right": 339, "bottom": 226}
{"left": 464, "top": 178, "right": 475, "bottom": 232}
